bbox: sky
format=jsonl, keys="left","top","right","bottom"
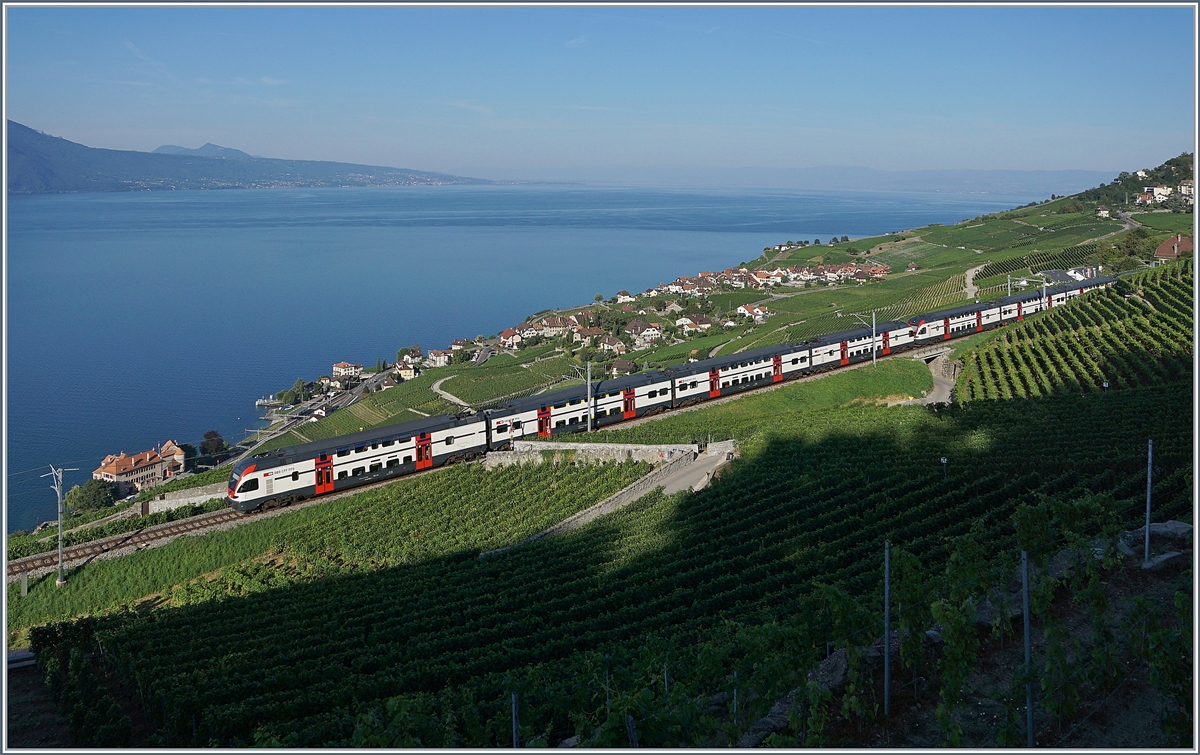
{"left": 4, "top": 5, "right": 1196, "bottom": 184}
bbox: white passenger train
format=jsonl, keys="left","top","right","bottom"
{"left": 227, "top": 276, "right": 1114, "bottom": 512}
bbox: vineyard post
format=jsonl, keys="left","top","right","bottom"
{"left": 512, "top": 692, "right": 519, "bottom": 748}
{"left": 1144, "top": 438, "right": 1153, "bottom": 563}
{"left": 884, "top": 540, "right": 891, "bottom": 716}
{"left": 1022, "top": 550, "right": 1033, "bottom": 748}
{"left": 20, "top": 571, "right": 28, "bottom": 596}
{"left": 625, "top": 715, "right": 639, "bottom": 747}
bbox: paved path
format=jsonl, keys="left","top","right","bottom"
{"left": 660, "top": 452, "right": 731, "bottom": 495}
{"left": 893, "top": 357, "right": 956, "bottom": 406}
{"left": 963, "top": 264, "right": 987, "bottom": 299}
{"left": 431, "top": 376, "right": 470, "bottom": 407}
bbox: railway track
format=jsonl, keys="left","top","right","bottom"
{"left": 7, "top": 509, "right": 246, "bottom": 579}
{"left": 7, "top": 461, "right": 465, "bottom": 581}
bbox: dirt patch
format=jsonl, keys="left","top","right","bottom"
{"left": 6, "top": 665, "right": 73, "bottom": 748}
{"left": 868, "top": 236, "right": 922, "bottom": 255}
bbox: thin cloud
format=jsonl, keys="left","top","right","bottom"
{"left": 566, "top": 35, "right": 588, "bottom": 48}
{"left": 260, "top": 76, "right": 285, "bottom": 86}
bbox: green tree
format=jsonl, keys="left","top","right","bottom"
{"left": 200, "top": 430, "right": 226, "bottom": 456}
{"left": 291, "top": 377, "right": 308, "bottom": 403}
{"left": 65, "top": 479, "right": 117, "bottom": 511}
{"left": 594, "top": 293, "right": 603, "bottom": 302}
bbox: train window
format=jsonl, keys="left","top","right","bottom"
{"left": 352, "top": 467, "right": 365, "bottom": 476}
{"left": 569, "top": 416, "right": 578, "bottom": 424}
{"left": 556, "top": 420, "right": 566, "bottom": 427}
{"left": 386, "top": 459, "right": 399, "bottom": 468}
{"left": 723, "top": 381, "right": 730, "bottom": 388}
{"left": 292, "top": 471, "right": 299, "bottom": 482}
{"left": 555, "top": 403, "right": 566, "bottom": 409}
{"left": 337, "top": 449, "right": 350, "bottom": 458}
{"left": 496, "top": 424, "right": 509, "bottom": 434}
{"left": 354, "top": 446, "right": 367, "bottom": 454}
{"left": 444, "top": 436, "right": 454, "bottom": 446}
{"left": 648, "top": 390, "right": 657, "bottom": 398}
{"left": 690, "top": 381, "right": 698, "bottom": 389}
{"left": 372, "top": 442, "right": 379, "bottom": 450}
{"left": 512, "top": 421, "right": 522, "bottom": 430}
{"left": 370, "top": 462, "right": 382, "bottom": 472}
{"left": 236, "top": 478, "right": 259, "bottom": 494}
{"left": 318, "top": 454, "right": 329, "bottom": 462}
{"left": 338, "top": 470, "right": 348, "bottom": 479}
{"left": 404, "top": 455, "right": 412, "bottom": 464}
{"left": 382, "top": 440, "right": 394, "bottom": 447}
{"left": 400, "top": 437, "right": 411, "bottom": 443}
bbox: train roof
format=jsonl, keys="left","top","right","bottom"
{"left": 908, "top": 277, "right": 1116, "bottom": 326}
{"left": 238, "top": 413, "right": 467, "bottom": 471}
{"left": 807, "top": 321, "right": 911, "bottom": 345}
{"left": 489, "top": 369, "right": 674, "bottom": 414}
{"left": 665, "top": 342, "right": 800, "bottom": 377}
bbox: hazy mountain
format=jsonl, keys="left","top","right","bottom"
{"left": 152, "top": 143, "right": 255, "bottom": 159}
{"left": 6, "top": 121, "right": 493, "bottom": 193}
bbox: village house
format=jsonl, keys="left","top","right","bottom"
{"left": 640, "top": 288, "right": 659, "bottom": 297}
{"left": 93, "top": 448, "right": 166, "bottom": 495}
{"left": 426, "top": 349, "right": 452, "bottom": 368}
{"left": 1096, "top": 205, "right": 1110, "bottom": 218}
{"left": 332, "top": 361, "right": 363, "bottom": 378}
{"left": 498, "top": 328, "right": 522, "bottom": 348}
{"left": 615, "top": 290, "right": 635, "bottom": 303}
{"left": 610, "top": 359, "right": 636, "bottom": 376}
{"left": 319, "top": 376, "right": 345, "bottom": 391}
{"left": 1067, "top": 266, "right": 1102, "bottom": 281}
{"left": 402, "top": 347, "right": 423, "bottom": 366}
{"left": 625, "top": 319, "right": 662, "bottom": 348}
{"left": 377, "top": 376, "right": 399, "bottom": 391}
{"left": 516, "top": 323, "right": 542, "bottom": 340}
{"left": 620, "top": 304, "right": 635, "bottom": 313}
{"left": 394, "top": 363, "right": 421, "bottom": 380}
{"left": 1180, "top": 179, "right": 1194, "bottom": 204}
{"left": 906, "top": 262, "right": 918, "bottom": 272}
{"left": 538, "top": 316, "right": 573, "bottom": 337}
{"left": 1154, "top": 235, "right": 1193, "bottom": 262}
{"left": 737, "top": 304, "right": 772, "bottom": 322}
{"left": 1135, "top": 193, "right": 1155, "bottom": 206}
{"left": 574, "top": 326, "right": 605, "bottom": 343}
{"left": 599, "top": 335, "right": 627, "bottom": 354}
{"left": 1145, "top": 185, "right": 1174, "bottom": 202}
{"left": 1135, "top": 169, "right": 1149, "bottom": 179}
{"left": 451, "top": 339, "right": 474, "bottom": 351}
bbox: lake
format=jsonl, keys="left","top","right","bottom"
{"left": 6, "top": 184, "right": 1038, "bottom": 531}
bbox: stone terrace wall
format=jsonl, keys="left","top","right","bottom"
{"left": 482, "top": 441, "right": 698, "bottom": 469}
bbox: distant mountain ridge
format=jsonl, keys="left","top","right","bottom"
{"left": 152, "top": 143, "right": 255, "bottom": 159}
{"left": 6, "top": 121, "right": 493, "bottom": 193}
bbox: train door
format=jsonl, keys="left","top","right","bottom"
{"left": 623, "top": 387, "right": 637, "bottom": 419}
{"left": 1017, "top": 301, "right": 1023, "bottom": 321}
{"left": 943, "top": 318, "right": 951, "bottom": 340}
{"left": 415, "top": 434, "right": 433, "bottom": 470}
{"left": 975, "top": 311, "right": 983, "bottom": 332}
{"left": 314, "top": 455, "right": 335, "bottom": 494}
{"left": 882, "top": 330, "right": 891, "bottom": 355}
{"left": 772, "top": 355, "right": 783, "bottom": 382}
{"left": 537, "top": 407, "right": 552, "bottom": 438}
{"left": 839, "top": 341, "right": 849, "bottom": 366}
{"left": 708, "top": 369, "right": 721, "bottom": 398}
{"left": 1047, "top": 294, "right": 1054, "bottom": 309}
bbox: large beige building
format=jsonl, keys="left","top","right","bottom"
{"left": 93, "top": 448, "right": 166, "bottom": 495}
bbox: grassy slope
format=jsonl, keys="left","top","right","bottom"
{"left": 1131, "top": 212, "right": 1195, "bottom": 235}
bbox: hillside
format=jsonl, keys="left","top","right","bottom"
{"left": 5, "top": 121, "right": 492, "bottom": 193}
{"left": 11, "top": 263, "right": 1192, "bottom": 747}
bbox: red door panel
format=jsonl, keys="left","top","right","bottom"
{"left": 772, "top": 355, "right": 783, "bottom": 382}
{"left": 1017, "top": 301, "right": 1023, "bottom": 321}
{"left": 416, "top": 434, "right": 433, "bottom": 470}
{"left": 882, "top": 330, "right": 891, "bottom": 355}
{"left": 839, "top": 341, "right": 848, "bottom": 366}
{"left": 622, "top": 388, "right": 636, "bottom": 419}
{"left": 708, "top": 369, "right": 721, "bottom": 398}
{"left": 537, "top": 407, "right": 552, "bottom": 438}
{"left": 943, "top": 318, "right": 951, "bottom": 340}
{"left": 314, "top": 456, "right": 334, "bottom": 495}
{"left": 976, "top": 311, "right": 983, "bottom": 332}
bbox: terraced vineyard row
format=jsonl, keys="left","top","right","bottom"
{"left": 36, "top": 366, "right": 1190, "bottom": 746}
{"left": 975, "top": 243, "right": 1098, "bottom": 282}
{"left": 957, "top": 260, "right": 1192, "bottom": 402}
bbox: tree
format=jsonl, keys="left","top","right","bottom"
{"left": 179, "top": 443, "right": 197, "bottom": 459}
{"left": 65, "top": 479, "right": 117, "bottom": 511}
{"left": 291, "top": 377, "right": 308, "bottom": 403}
{"left": 813, "top": 238, "right": 821, "bottom": 245}
{"left": 396, "top": 347, "right": 411, "bottom": 363}
{"left": 201, "top": 430, "right": 226, "bottom": 456}
{"left": 594, "top": 293, "right": 603, "bottom": 302}
{"left": 840, "top": 235, "right": 849, "bottom": 243}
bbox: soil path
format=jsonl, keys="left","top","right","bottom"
{"left": 430, "top": 376, "right": 470, "bottom": 407}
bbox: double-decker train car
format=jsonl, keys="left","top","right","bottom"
{"left": 227, "top": 413, "right": 487, "bottom": 511}
{"left": 228, "top": 275, "right": 1116, "bottom": 513}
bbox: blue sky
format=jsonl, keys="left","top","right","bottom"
{"left": 5, "top": 5, "right": 1195, "bottom": 183}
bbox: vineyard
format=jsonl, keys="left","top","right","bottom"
{"left": 957, "top": 260, "right": 1192, "bottom": 401}
{"left": 973, "top": 243, "right": 1099, "bottom": 286}
{"left": 25, "top": 364, "right": 1190, "bottom": 745}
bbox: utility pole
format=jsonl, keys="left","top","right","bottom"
{"left": 586, "top": 361, "right": 593, "bottom": 432}
{"left": 1007, "top": 274, "right": 1011, "bottom": 297}
{"left": 849, "top": 310, "right": 877, "bottom": 367}
{"left": 41, "top": 465, "right": 78, "bottom": 587}
{"left": 1145, "top": 438, "right": 1153, "bottom": 563}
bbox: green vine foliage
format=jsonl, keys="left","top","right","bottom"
{"left": 1149, "top": 574, "right": 1194, "bottom": 747}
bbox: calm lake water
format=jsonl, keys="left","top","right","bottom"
{"left": 6, "top": 185, "right": 1038, "bottom": 531}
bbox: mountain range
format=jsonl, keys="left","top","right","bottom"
{"left": 6, "top": 121, "right": 493, "bottom": 193}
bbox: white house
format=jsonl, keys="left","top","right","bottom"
{"left": 332, "top": 361, "right": 363, "bottom": 378}
{"left": 1096, "top": 206, "right": 1110, "bottom": 218}
{"left": 737, "top": 304, "right": 772, "bottom": 322}
{"left": 498, "top": 328, "right": 522, "bottom": 348}
{"left": 426, "top": 349, "right": 452, "bottom": 367}
{"left": 615, "top": 290, "right": 635, "bottom": 303}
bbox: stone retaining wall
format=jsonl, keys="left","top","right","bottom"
{"left": 145, "top": 482, "right": 229, "bottom": 514}
{"left": 482, "top": 441, "right": 698, "bottom": 468}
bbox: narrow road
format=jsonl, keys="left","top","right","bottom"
{"left": 431, "top": 376, "right": 470, "bottom": 407}
{"left": 963, "top": 264, "right": 987, "bottom": 299}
